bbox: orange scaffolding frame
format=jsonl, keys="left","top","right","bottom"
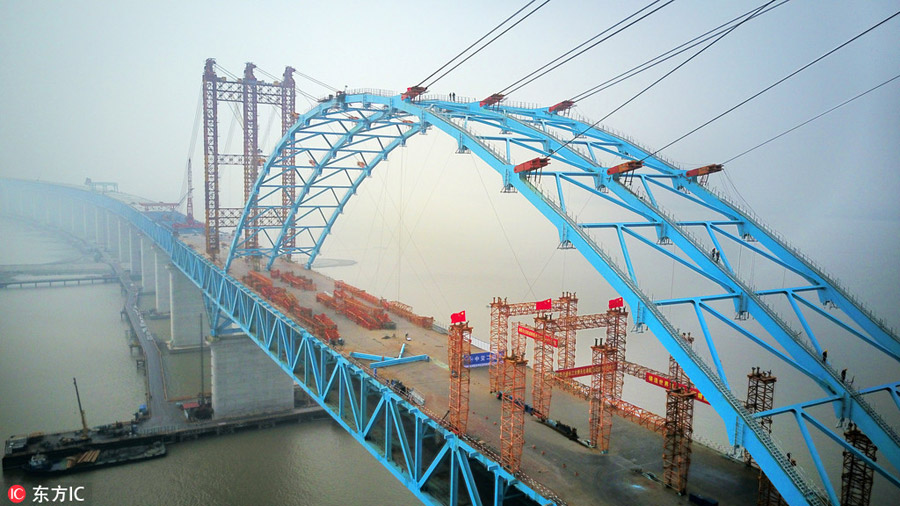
{"left": 841, "top": 423, "right": 877, "bottom": 506}
{"left": 489, "top": 294, "right": 574, "bottom": 393}
{"left": 662, "top": 333, "right": 696, "bottom": 494}
{"left": 448, "top": 321, "right": 472, "bottom": 436}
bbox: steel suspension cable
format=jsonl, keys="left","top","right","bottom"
{"left": 550, "top": 0, "right": 775, "bottom": 156}
{"left": 498, "top": 0, "right": 670, "bottom": 96}
{"left": 569, "top": 0, "right": 790, "bottom": 103}
{"left": 424, "top": 0, "right": 552, "bottom": 89}
{"left": 594, "top": 1, "right": 776, "bottom": 127}
{"left": 645, "top": 9, "right": 900, "bottom": 161}
{"left": 416, "top": 0, "right": 542, "bottom": 88}
{"left": 723, "top": 72, "right": 900, "bottom": 164}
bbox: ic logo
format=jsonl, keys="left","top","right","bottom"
{"left": 7, "top": 485, "right": 26, "bottom": 504}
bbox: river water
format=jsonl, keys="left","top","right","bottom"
{"left": 0, "top": 217, "right": 418, "bottom": 506}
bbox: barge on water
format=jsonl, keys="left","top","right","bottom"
{"left": 24, "top": 441, "right": 166, "bottom": 474}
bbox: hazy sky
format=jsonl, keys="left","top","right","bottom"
{"left": 1, "top": 0, "right": 898, "bottom": 324}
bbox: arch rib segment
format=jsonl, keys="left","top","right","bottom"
{"left": 227, "top": 95, "right": 898, "bottom": 503}
{"left": 495, "top": 109, "right": 899, "bottom": 497}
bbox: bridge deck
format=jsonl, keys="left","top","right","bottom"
{"left": 185, "top": 236, "right": 759, "bottom": 505}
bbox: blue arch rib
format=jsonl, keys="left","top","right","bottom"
{"left": 228, "top": 93, "right": 899, "bottom": 505}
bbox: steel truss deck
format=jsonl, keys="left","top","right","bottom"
{"left": 0, "top": 179, "right": 559, "bottom": 506}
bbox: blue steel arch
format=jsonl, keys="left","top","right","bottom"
{"left": 228, "top": 92, "right": 900, "bottom": 505}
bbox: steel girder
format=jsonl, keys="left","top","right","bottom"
{"left": 228, "top": 93, "right": 899, "bottom": 505}
{"left": 0, "top": 179, "right": 558, "bottom": 506}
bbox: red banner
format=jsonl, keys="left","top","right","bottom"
{"left": 608, "top": 297, "right": 624, "bottom": 309}
{"left": 644, "top": 372, "right": 709, "bottom": 404}
{"left": 517, "top": 325, "right": 558, "bottom": 347}
{"left": 535, "top": 298, "right": 552, "bottom": 311}
{"left": 450, "top": 310, "right": 466, "bottom": 324}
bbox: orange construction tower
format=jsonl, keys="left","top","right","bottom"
{"left": 529, "top": 318, "right": 558, "bottom": 420}
{"left": 448, "top": 321, "right": 472, "bottom": 436}
{"left": 489, "top": 297, "right": 510, "bottom": 394}
{"left": 488, "top": 294, "right": 574, "bottom": 393}
{"left": 537, "top": 306, "right": 627, "bottom": 448}
{"left": 745, "top": 367, "right": 777, "bottom": 467}
{"left": 662, "top": 332, "right": 696, "bottom": 494}
{"left": 742, "top": 367, "right": 788, "bottom": 506}
{"left": 594, "top": 307, "right": 627, "bottom": 452}
{"left": 841, "top": 423, "right": 877, "bottom": 506}
{"left": 558, "top": 293, "right": 578, "bottom": 371}
{"left": 499, "top": 319, "right": 529, "bottom": 473}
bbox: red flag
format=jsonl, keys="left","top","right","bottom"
{"left": 451, "top": 310, "right": 466, "bottom": 324}
{"left": 608, "top": 297, "right": 624, "bottom": 309}
{"left": 535, "top": 298, "right": 552, "bottom": 311}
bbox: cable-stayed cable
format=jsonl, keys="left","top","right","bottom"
{"left": 569, "top": 0, "right": 790, "bottom": 103}
{"left": 498, "top": 0, "right": 670, "bottom": 96}
{"left": 424, "top": 0, "right": 552, "bottom": 89}
{"left": 647, "top": 9, "right": 900, "bottom": 160}
{"left": 723, "top": 73, "right": 900, "bottom": 164}
{"left": 416, "top": 0, "right": 543, "bottom": 88}
{"left": 549, "top": 0, "right": 774, "bottom": 156}
{"left": 501, "top": 0, "right": 675, "bottom": 96}
{"left": 593, "top": 0, "right": 776, "bottom": 126}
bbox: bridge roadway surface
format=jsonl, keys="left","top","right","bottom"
{"left": 182, "top": 235, "right": 759, "bottom": 505}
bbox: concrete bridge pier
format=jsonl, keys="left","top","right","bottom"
{"left": 167, "top": 264, "right": 208, "bottom": 349}
{"left": 95, "top": 208, "right": 107, "bottom": 247}
{"left": 140, "top": 237, "right": 155, "bottom": 293}
{"left": 128, "top": 228, "right": 141, "bottom": 278}
{"left": 107, "top": 212, "right": 119, "bottom": 257}
{"left": 84, "top": 202, "right": 96, "bottom": 242}
{"left": 79, "top": 202, "right": 89, "bottom": 240}
{"left": 69, "top": 200, "right": 79, "bottom": 237}
{"left": 153, "top": 248, "right": 171, "bottom": 312}
{"left": 117, "top": 219, "right": 130, "bottom": 268}
{"left": 210, "top": 334, "right": 295, "bottom": 418}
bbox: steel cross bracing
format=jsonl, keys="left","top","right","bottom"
{"left": 2, "top": 180, "right": 560, "bottom": 506}
{"left": 229, "top": 91, "right": 900, "bottom": 505}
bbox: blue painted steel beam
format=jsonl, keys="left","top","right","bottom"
{"left": 4, "top": 179, "right": 559, "bottom": 506}
{"left": 371, "top": 355, "right": 430, "bottom": 369}
{"left": 216, "top": 91, "right": 897, "bottom": 504}
{"left": 350, "top": 352, "right": 389, "bottom": 362}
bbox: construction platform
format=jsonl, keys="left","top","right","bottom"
{"left": 195, "top": 239, "right": 760, "bottom": 506}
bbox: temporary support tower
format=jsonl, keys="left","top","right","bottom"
{"left": 589, "top": 340, "right": 605, "bottom": 450}
{"left": 558, "top": 292, "right": 578, "bottom": 371}
{"left": 662, "top": 332, "right": 696, "bottom": 494}
{"left": 596, "top": 308, "right": 627, "bottom": 452}
{"left": 745, "top": 367, "right": 777, "bottom": 467}
{"left": 841, "top": 424, "right": 877, "bottom": 506}
{"left": 201, "top": 59, "right": 296, "bottom": 259}
{"left": 540, "top": 305, "right": 628, "bottom": 450}
{"left": 499, "top": 319, "right": 528, "bottom": 473}
{"left": 488, "top": 295, "right": 572, "bottom": 393}
{"left": 448, "top": 321, "right": 472, "bottom": 436}
{"left": 742, "top": 367, "right": 787, "bottom": 505}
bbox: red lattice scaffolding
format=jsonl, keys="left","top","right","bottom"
{"left": 745, "top": 367, "right": 777, "bottom": 467}
{"left": 757, "top": 473, "right": 788, "bottom": 506}
{"left": 201, "top": 59, "right": 295, "bottom": 259}
{"left": 595, "top": 308, "right": 627, "bottom": 452}
{"left": 662, "top": 333, "right": 696, "bottom": 494}
{"left": 526, "top": 320, "right": 558, "bottom": 420}
{"left": 558, "top": 293, "right": 578, "bottom": 371}
{"left": 841, "top": 423, "right": 877, "bottom": 506}
{"left": 500, "top": 320, "right": 528, "bottom": 473}
{"left": 489, "top": 294, "right": 574, "bottom": 393}
{"left": 448, "top": 322, "right": 472, "bottom": 436}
